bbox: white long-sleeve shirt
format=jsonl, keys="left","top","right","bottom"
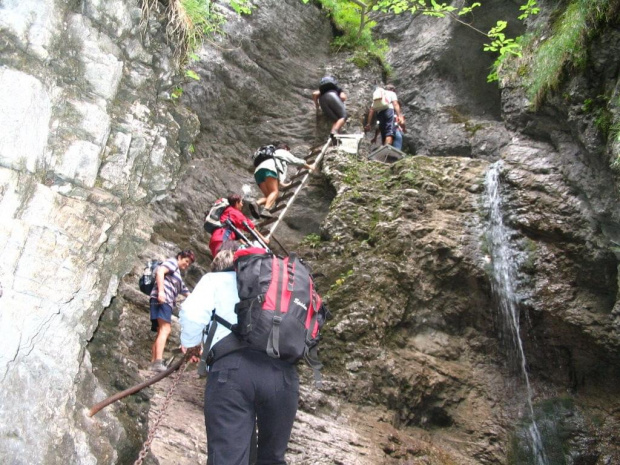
{"left": 179, "top": 271, "right": 239, "bottom": 349}
{"left": 254, "top": 149, "right": 307, "bottom": 183}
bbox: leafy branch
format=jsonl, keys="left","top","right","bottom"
{"left": 368, "top": 0, "right": 539, "bottom": 82}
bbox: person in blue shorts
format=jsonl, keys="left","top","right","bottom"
{"left": 365, "top": 84, "right": 405, "bottom": 147}
{"left": 149, "top": 249, "right": 194, "bottom": 372}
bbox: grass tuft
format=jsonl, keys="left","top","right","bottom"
{"left": 525, "top": 0, "right": 617, "bottom": 108}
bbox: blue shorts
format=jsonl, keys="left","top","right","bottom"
{"left": 254, "top": 168, "right": 278, "bottom": 185}
{"left": 393, "top": 128, "right": 403, "bottom": 150}
{"left": 150, "top": 300, "right": 173, "bottom": 331}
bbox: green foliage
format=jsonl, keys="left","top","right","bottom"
{"left": 178, "top": 0, "right": 226, "bottom": 52}
{"left": 329, "top": 269, "right": 354, "bottom": 293}
{"left": 526, "top": 1, "right": 587, "bottom": 107}
{"left": 518, "top": 0, "right": 540, "bottom": 20}
{"left": 595, "top": 108, "right": 613, "bottom": 136}
{"left": 171, "top": 86, "right": 184, "bottom": 99}
{"left": 373, "top": 0, "right": 481, "bottom": 19}
{"left": 185, "top": 69, "right": 200, "bottom": 80}
{"left": 372, "top": 1, "right": 537, "bottom": 83}
{"left": 524, "top": 0, "right": 616, "bottom": 108}
{"left": 484, "top": 21, "right": 522, "bottom": 82}
{"left": 229, "top": 0, "right": 253, "bottom": 15}
{"left": 612, "top": 121, "right": 620, "bottom": 173}
{"left": 308, "top": 0, "right": 389, "bottom": 69}
{"left": 342, "top": 161, "right": 362, "bottom": 185}
{"left": 144, "top": 0, "right": 253, "bottom": 69}
{"left": 301, "top": 233, "right": 322, "bottom": 248}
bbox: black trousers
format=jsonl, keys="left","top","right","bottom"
{"left": 205, "top": 349, "right": 299, "bottom": 465}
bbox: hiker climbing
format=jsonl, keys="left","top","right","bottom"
{"left": 312, "top": 75, "right": 347, "bottom": 144}
{"left": 207, "top": 193, "right": 269, "bottom": 257}
{"left": 149, "top": 249, "right": 195, "bottom": 373}
{"left": 371, "top": 119, "right": 405, "bottom": 150}
{"left": 249, "top": 142, "right": 316, "bottom": 219}
{"left": 364, "top": 83, "right": 405, "bottom": 147}
{"left": 180, "top": 244, "right": 328, "bottom": 464}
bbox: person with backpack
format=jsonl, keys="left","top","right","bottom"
{"left": 249, "top": 142, "right": 315, "bottom": 219}
{"left": 149, "top": 249, "right": 195, "bottom": 373}
{"left": 364, "top": 83, "right": 405, "bottom": 147}
{"left": 208, "top": 193, "right": 268, "bottom": 257}
{"left": 312, "top": 75, "right": 347, "bottom": 144}
{"left": 179, "top": 244, "right": 306, "bottom": 465}
{"left": 371, "top": 119, "right": 405, "bottom": 150}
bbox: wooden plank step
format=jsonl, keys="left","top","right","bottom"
{"left": 257, "top": 216, "right": 278, "bottom": 228}
{"left": 280, "top": 180, "right": 303, "bottom": 192}
{"left": 277, "top": 192, "right": 294, "bottom": 203}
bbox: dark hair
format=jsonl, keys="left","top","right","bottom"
{"left": 385, "top": 84, "right": 396, "bottom": 91}
{"left": 227, "top": 193, "right": 242, "bottom": 207}
{"left": 177, "top": 249, "right": 196, "bottom": 263}
{"left": 273, "top": 141, "right": 290, "bottom": 151}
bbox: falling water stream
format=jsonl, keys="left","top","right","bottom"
{"left": 485, "top": 162, "right": 549, "bottom": 465}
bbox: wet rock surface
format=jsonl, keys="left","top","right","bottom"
{"left": 1, "top": 0, "right": 620, "bottom": 464}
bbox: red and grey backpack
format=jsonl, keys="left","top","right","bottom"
{"left": 204, "top": 247, "right": 329, "bottom": 386}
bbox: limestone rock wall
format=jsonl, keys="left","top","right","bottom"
{"left": 0, "top": 0, "right": 198, "bottom": 462}
{"left": 1, "top": 0, "right": 619, "bottom": 464}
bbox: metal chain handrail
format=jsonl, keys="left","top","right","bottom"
{"left": 133, "top": 359, "right": 190, "bottom": 465}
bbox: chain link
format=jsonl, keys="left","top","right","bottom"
{"left": 133, "top": 358, "right": 190, "bottom": 465}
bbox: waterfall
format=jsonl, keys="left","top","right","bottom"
{"left": 485, "top": 161, "right": 549, "bottom": 465}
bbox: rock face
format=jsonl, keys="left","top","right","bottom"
{"left": 0, "top": 0, "right": 199, "bottom": 462}
{"left": 1, "top": 0, "right": 620, "bottom": 464}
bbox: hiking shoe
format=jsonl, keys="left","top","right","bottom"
{"left": 330, "top": 133, "right": 338, "bottom": 146}
{"left": 259, "top": 208, "right": 274, "bottom": 219}
{"left": 248, "top": 200, "right": 261, "bottom": 219}
{"left": 150, "top": 360, "right": 167, "bottom": 373}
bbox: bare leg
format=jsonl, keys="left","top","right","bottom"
{"left": 385, "top": 135, "right": 394, "bottom": 146}
{"left": 262, "top": 177, "right": 279, "bottom": 210}
{"left": 152, "top": 319, "right": 171, "bottom": 362}
{"left": 256, "top": 179, "right": 272, "bottom": 206}
{"left": 331, "top": 117, "right": 346, "bottom": 134}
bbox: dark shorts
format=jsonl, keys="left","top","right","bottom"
{"left": 150, "top": 299, "right": 173, "bottom": 331}
{"left": 254, "top": 168, "right": 278, "bottom": 185}
{"left": 319, "top": 90, "right": 347, "bottom": 121}
{"left": 378, "top": 108, "right": 396, "bottom": 140}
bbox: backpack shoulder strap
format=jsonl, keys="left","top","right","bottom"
{"left": 266, "top": 255, "right": 286, "bottom": 359}
{"left": 304, "top": 346, "right": 323, "bottom": 389}
{"left": 197, "top": 309, "right": 236, "bottom": 376}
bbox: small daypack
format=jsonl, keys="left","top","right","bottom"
{"left": 139, "top": 259, "right": 162, "bottom": 295}
{"left": 203, "top": 198, "right": 229, "bottom": 233}
{"left": 251, "top": 145, "right": 277, "bottom": 168}
{"left": 319, "top": 76, "right": 339, "bottom": 94}
{"left": 202, "top": 248, "right": 329, "bottom": 386}
{"left": 372, "top": 87, "right": 391, "bottom": 111}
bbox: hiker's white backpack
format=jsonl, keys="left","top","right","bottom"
{"left": 372, "top": 87, "right": 391, "bottom": 111}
